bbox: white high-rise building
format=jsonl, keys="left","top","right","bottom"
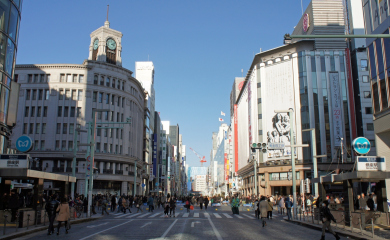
{"left": 193, "top": 175, "right": 207, "bottom": 192}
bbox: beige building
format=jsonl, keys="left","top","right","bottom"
{"left": 11, "top": 19, "right": 146, "bottom": 196}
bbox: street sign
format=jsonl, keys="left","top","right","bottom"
{"left": 155, "top": 182, "right": 159, "bottom": 186}
{"left": 142, "top": 183, "right": 146, "bottom": 188}
{"left": 356, "top": 156, "right": 386, "bottom": 171}
{"left": 0, "top": 154, "right": 29, "bottom": 168}
{"left": 15, "top": 136, "right": 33, "bottom": 153}
{"left": 268, "top": 142, "right": 285, "bottom": 149}
{"left": 352, "top": 137, "right": 371, "bottom": 155}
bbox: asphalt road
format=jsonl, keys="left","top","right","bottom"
{"left": 14, "top": 205, "right": 349, "bottom": 240}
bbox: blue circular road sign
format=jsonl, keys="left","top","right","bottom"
{"left": 352, "top": 137, "right": 371, "bottom": 155}
{"left": 15, "top": 135, "right": 33, "bottom": 152}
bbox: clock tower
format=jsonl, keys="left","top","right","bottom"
{"left": 88, "top": 17, "right": 123, "bottom": 66}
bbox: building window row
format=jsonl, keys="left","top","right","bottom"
{"left": 59, "top": 73, "right": 84, "bottom": 83}
{"left": 27, "top": 74, "right": 51, "bottom": 83}
{"left": 96, "top": 128, "right": 123, "bottom": 140}
{"left": 58, "top": 89, "right": 83, "bottom": 101}
{"left": 55, "top": 140, "right": 74, "bottom": 151}
{"left": 92, "top": 108, "right": 125, "bottom": 122}
{"left": 56, "top": 123, "right": 79, "bottom": 134}
{"left": 23, "top": 122, "right": 47, "bottom": 135}
{"left": 93, "top": 74, "right": 124, "bottom": 90}
{"left": 95, "top": 142, "right": 123, "bottom": 154}
{"left": 25, "top": 89, "right": 50, "bottom": 100}
{"left": 57, "top": 106, "right": 81, "bottom": 118}
{"left": 24, "top": 106, "right": 48, "bottom": 117}
{"left": 92, "top": 91, "right": 125, "bottom": 107}
{"left": 33, "top": 140, "right": 46, "bottom": 151}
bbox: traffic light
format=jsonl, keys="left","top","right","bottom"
{"left": 251, "top": 143, "right": 267, "bottom": 153}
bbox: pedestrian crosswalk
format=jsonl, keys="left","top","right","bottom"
{"left": 113, "top": 211, "right": 263, "bottom": 219}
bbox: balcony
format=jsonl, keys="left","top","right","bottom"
{"left": 128, "top": 171, "right": 134, "bottom": 176}
{"left": 52, "top": 167, "right": 62, "bottom": 173}
{"left": 65, "top": 167, "right": 72, "bottom": 172}
{"left": 103, "top": 169, "right": 113, "bottom": 174}
{"left": 116, "top": 170, "right": 123, "bottom": 175}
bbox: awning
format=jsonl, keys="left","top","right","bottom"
{"left": 311, "top": 171, "right": 390, "bottom": 184}
{"left": 0, "top": 168, "right": 76, "bottom": 183}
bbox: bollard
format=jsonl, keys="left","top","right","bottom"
{"left": 27, "top": 214, "right": 30, "bottom": 230}
{"left": 4, "top": 215, "right": 7, "bottom": 235}
{"left": 350, "top": 212, "right": 353, "bottom": 233}
{"left": 371, "top": 218, "right": 374, "bottom": 239}
{"left": 359, "top": 215, "right": 362, "bottom": 234}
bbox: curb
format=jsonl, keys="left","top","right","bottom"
{"left": 284, "top": 219, "right": 380, "bottom": 240}
{"left": 0, "top": 217, "right": 101, "bottom": 240}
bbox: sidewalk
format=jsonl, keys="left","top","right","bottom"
{"left": 284, "top": 213, "right": 390, "bottom": 240}
{"left": 0, "top": 214, "right": 103, "bottom": 240}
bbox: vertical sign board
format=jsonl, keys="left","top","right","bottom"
{"left": 234, "top": 104, "right": 238, "bottom": 173}
{"left": 224, "top": 153, "right": 228, "bottom": 181}
{"left": 345, "top": 48, "right": 357, "bottom": 140}
{"left": 329, "top": 72, "right": 342, "bottom": 147}
{"left": 153, "top": 133, "right": 157, "bottom": 176}
{"left": 356, "top": 156, "right": 386, "bottom": 171}
{"left": 248, "top": 73, "right": 253, "bottom": 147}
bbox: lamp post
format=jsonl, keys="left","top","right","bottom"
{"left": 134, "top": 159, "right": 137, "bottom": 196}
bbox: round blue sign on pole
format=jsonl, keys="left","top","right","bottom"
{"left": 15, "top": 135, "right": 33, "bottom": 152}
{"left": 155, "top": 182, "right": 159, "bottom": 187}
{"left": 142, "top": 183, "right": 146, "bottom": 188}
{"left": 352, "top": 137, "right": 371, "bottom": 155}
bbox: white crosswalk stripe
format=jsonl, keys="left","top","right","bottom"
{"left": 149, "top": 212, "right": 162, "bottom": 218}
{"left": 234, "top": 214, "right": 244, "bottom": 219}
{"left": 213, "top": 213, "right": 222, "bottom": 218}
{"left": 182, "top": 213, "right": 189, "bottom": 217}
{"left": 204, "top": 212, "right": 210, "bottom": 218}
{"left": 137, "top": 213, "right": 151, "bottom": 218}
{"left": 222, "top": 213, "right": 233, "bottom": 218}
{"left": 193, "top": 213, "right": 199, "bottom": 218}
{"left": 113, "top": 213, "right": 123, "bottom": 216}
{"left": 124, "top": 213, "right": 142, "bottom": 218}
{"left": 114, "top": 213, "right": 131, "bottom": 219}
{"left": 242, "top": 214, "right": 255, "bottom": 219}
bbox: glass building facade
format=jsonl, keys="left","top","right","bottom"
{"left": 298, "top": 50, "right": 351, "bottom": 162}
{"left": 0, "top": 0, "right": 22, "bottom": 153}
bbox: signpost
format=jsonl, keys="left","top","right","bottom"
{"left": 0, "top": 154, "right": 30, "bottom": 168}
{"left": 356, "top": 156, "right": 386, "bottom": 171}
{"left": 15, "top": 136, "right": 33, "bottom": 153}
{"left": 352, "top": 137, "right": 371, "bottom": 155}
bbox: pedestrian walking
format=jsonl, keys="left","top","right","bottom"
{"left": 101, "top": 197, "right": 109, "bottom": 215}
{"left": 285, "top": 197, "right": 292, "bottom": 220}
{"left": 169, "top": 194, "right": 177, "bottom": 217}
{"left": 56, "top": 197, "right": 70, "bottom": 235}
{"left": 45, "top": 195, "right": 59, "bottom": 235}
{"left": 204, "top": 196, "right": 209, "bottom": 210}
{"left": 231, "top": 195, "right": 240, "bottom": 215}
{"left": 136, "top": 197, "right": 143, "bottom": 213}
{"left": 111, "top": 195, "right": 117, "bottom": 212}
{"left": 320, "top": 201, "right": 340, "bottom": 240}
{"left": 148, "top": 195, "right": 154, "bottom": 212}
{"left": 199, "top": 195, "right": 204, "bottom": 210}
{"left": 8, "top": 190, "right": 19, "bottom": 222}
{"left": 267, "top": 198, "right": 273, "bottom": 219}
{"left": 259, "top": 196, "right": 268, "bottom": 227}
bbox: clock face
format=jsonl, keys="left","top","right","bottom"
{"left": 107, "top": 39, "right": 116, "bottom": 50}
{"left": 93, "top": 39, "right": 99, "bottom": 50}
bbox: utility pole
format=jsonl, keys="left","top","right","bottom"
{"left": 71, "top": 127, "right": 87, "bottom": 200}
{"left": 134, "top": 159, "right": 137, "bottom": 196}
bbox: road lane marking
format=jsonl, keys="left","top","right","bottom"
{"left": 124, "top": 213, "right": 142, "bottom": 218}
{"left": 204, "top": 213, "right": 210, "bottom": 217}
{"left": 86, "top": 222, "right": 109, "bottom": 228}
{"left": 191, "top": 221, "right": 201, "bottom": 227}
{"left": 137, "top": 213, "right": 151, "bottom": 218}
{"left": 113, "top": 213, "right": 123, "bottom": 216}
{"left": 78, "top": 220, "right": 134, "bottom": 240}
{"left": 194, "top": 213, "right": 199, "bottom": 217}
{"left": 140, "top": 222, "right": 152, "bottom": 228}
{"left": 160, "top": 219, "right": 178, "bottom": 238}
{"left": 222, "top": 213, "right": 233, "bottom": 218}
{"left": 206, "top": 215, "right": 222, "bottom": 240}
{"left": 183, "top": 213, "right": 189, "bottom": 217}
{"left": 242, "top": 214, "right": 255, "bottom": 219}
{"left": 234, "top": 214, "right": 243, "bottom": 219}
{"left": 114, "top": 214, "right": 131, "bottom": 218}
{"left": 149, "top": 212, "right": 162, "bottom": 218}
{"left": 213, "top": 213, "right": 222, "bottom": 218}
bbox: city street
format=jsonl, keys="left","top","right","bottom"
{"left": 13, "top": 206, "right": 349, "bottom": 240}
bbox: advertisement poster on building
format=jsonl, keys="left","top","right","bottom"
{"left": 264, "top": 60, "right": 297, "bottom": 160}
{"left": 329, "top": 72, "right": 343, "bottom": 147}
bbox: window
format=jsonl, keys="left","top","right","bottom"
{"left": 100, "top": 76, "right": 104, "bottom": 85}
{"left": 73, "top": 75, "right": 77, "bottom": 83}
{"left": 111, "top": 111, "right": 114, "bottom": 121}
{"left": 106, "top": 77, "right": 110, "bottom": 87}
{"left": 26, "top": 90, "right": 31, "bottom": 100}
{"left": 64, "top": 107, "right": 69, "bottom": 117}
{"left": 112, "top": 79, "right": 115, "bottom": 88}
{"left": 58, "top": 106, "right": 62, "bottom": 117}
{"left": 361, "top": 59, "right": 368, "bottom": 71}
{"left": 31, "top": 107, "right": 35, "bottom": 117}
{"left": 34, "top": 74, "right": 38, "bottom": 83}
{"left": 41, "top": 140, "right": 45, "bottom": 150}
{"left": 32, "top": 90, "right": 37, "bottom": 100}
{"left": 67, "top": 74, "right": 72, "bottom": 83}
{"left": 70, "top": 107, "right": 75, "bottom": 117}
{"left": 69, "top": 123, "right": 74, "bottom": 134}
{"left": 43, "top": 107, "right": 47, "bottom": 117}
{"left": 28, "top": 74, "right": 32, "bottom": 83}
{"left": 42, "top": 123, "right": 46, "bottom": 134}
{"left": 367, "top": 123, "right": 374, "bottom": 131}
{"left": 29, "top": 123, "right": 34, "bottom": 134}
{"left": 38, "top": 89, "right": 43, "bottom": 100}
{"left": 111, "top": 95, "right": 115, "bottom": 105}
{"left": 109, "top": 144, "right": 112, "bottom": 153}
{"left": 117, "top": 80, "right": 120, "bottom": 89}
{"left": 24, "top": 107, "right": 29, "bottom": 117}
{"left": 365, "top": 107, "right": 373, "bottom": 114}
{"left": 104, "top": 128, "right": 108, "bottom": 137}
{"left": 47, "top": 74, "right": 51, "bottom": 82}
{"left": 122, "top": 97, "right": 125, "bottom": 107}
{"left": 60, "top": 74, "right": 65, "bottom": 82}
{"left": 45, "top": 90, "right": 50, "bottom": 100}
{"left": 122, "top": 81, "right": 124, "bottom": 90}
{"left": 120, "top": 146, "right": 122, "bottom": 154}
{"left": 63, "top": 123, "right": 68, "bottom": 134}
{"left": 34, "top": 140, "right": 39, "bottom": 150}
{"left": 104, "top": 143, "right": 107, "bottom": 153}
{"left": 79, "top": 75, "right": 84, "bottom": 83}
{"left": 23, "top": 123, "right": 27, "bottom": 134}
{"left": 120, "top": 129, "right": 123, "bottom": 139}
{"left": 76, "top": 107, "right": 81, "bottom": 117}
{"left": 37, "top": 107, "right": 41, "bottom": 117}
{"left": 380, "top": 79, "right": 388, "bottom": 109}
{"left": 98, "top": 92, "right": 103, "bottom": 103}
{"left": 94, "top": 75, "right": 98, "bottom": 84}
{"left": 104, "top": 111, "right": 108, "bottom": 120}
{"left": 363, "top": 91, "right": 371, "bottom": 98}
{"left": 56, "top": 123, "right": 61, "bottom": 134}
{"left": 78, "top": 90, "right": 83, "bottom": 101}
{"left": 35, "top": 123, "right": 40, "bottom": 134}
{"left": 121, "top": 114, "right": 124, "bottom": 122}
{"left": 116, "top": 128, "right": 119, "bottom": 139}
{"left": 68, "top": 141, "right": 73, "bottom": 151}
{"left": 93, "top": 91, "right": 97, "bottom": 102}
{"left": 109, "top": 129, "right": 112, "bottom": 138}
{"left": 115, "top": 145, "right": 118, "bottom": 154}
{"left": 55, "top": 140, "right": 60, "bottom": 150}
{"left": 40, "top": 74, "right": 45, "bottom": 83}
{"left": 62, "top": 140, "right": 66, "bottom": 150}
{"left": 59, "top": 89, "right": 64, "bottom": 100}
{"left": 117, "top": 97, "right": 120, "bottom": 106}
{"left": 96, "top": 143, "right": 101, "bottom": 153}
{"left": 362, "top": 75, "right": 369, "bottom": 83}
{"left": 106, "top": 93, "right": 109, "bottom": 104}
{"left": 97, "top": 128, "right": 101, "bottom": 136}
{"left": 97, "top": 111, "right": 102, "bottom": 120}
{"left": 117, "top": 112, "right": 119, "bottom": 122}
{"left": 72, "top": 90, "right": 76, "bottom": 100}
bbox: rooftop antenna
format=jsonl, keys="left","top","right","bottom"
{"left": 104, "top": 5, "right": 110, "bottom": 27}
{"left": 301, "top": 0, "right": 303, "bottom": 15}
{"left": 107, "top": 5, "right": 109, "bottom": 21}
{"left": 241, "top": 69, "right": 243, "bottom": 77}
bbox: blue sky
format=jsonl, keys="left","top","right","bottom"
{"left": 16, "top": 0, "right": 311, "bottom": 168}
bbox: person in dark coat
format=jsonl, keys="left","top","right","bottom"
{"left": 204, "top": 197, "right": 209, "bottom": 210}
{"left": 45, "top": 195, "right": 59, "bottom": 235}
{"left": 320, "top": 201, "right": 340, "bottom": 240}
{"left": 367, "top": 194, "right": 375, "bottom": 211}
{"left": 199, "top": 195, "right": 204, "bottom": 210}
{"left": 8, "top": 191, "right": 19, "bottom": 222}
